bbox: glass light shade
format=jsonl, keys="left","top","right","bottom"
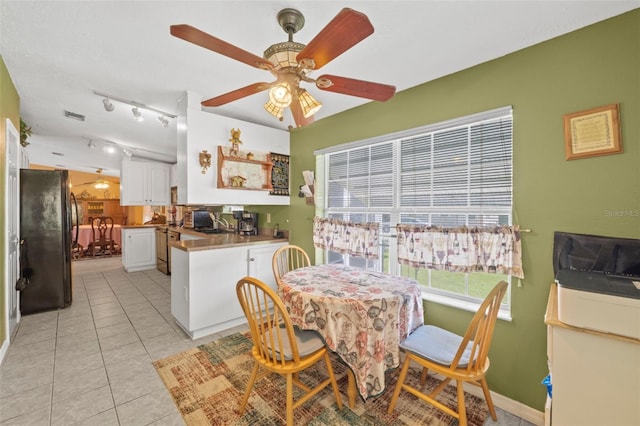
{"left": 94, "top": 180, "right": 109, "bottom": 189}
{"left": 297, "top": 90, "right": 322, "bottom": 118}
{"left": 269, "top": 83, "right": 292, "bottom": 108}
{"left": 263, "top": 41, "right": 305, "bottom": 69}
{"left": 264, "top": 101, "right": 284, "bottom": 120}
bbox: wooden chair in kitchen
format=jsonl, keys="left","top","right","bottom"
{"left": 71, "top": 224, "right": 83, "bottom": 260}
{"left": 272, "top": 244, "right": 310, "bottom": 289}
{"left": 387, "top": 280, "right": 508, "bottom": 426}
{"left": 87, "top": 216, "right": 117, "bottom": 256}
{"left": 236, "top": 276, "right": 343, "bottom": 426}
{"left": 102, "top": 216, "right": 120, "bottom": 254}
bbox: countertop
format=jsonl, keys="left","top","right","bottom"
{"left": 166, "top": 226, "right": 288, "bottom": 252}
{"left": 121, "top": 224, "right": 160, "bottom": 229}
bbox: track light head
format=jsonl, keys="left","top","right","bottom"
{"left": 88, "top": 140, "right": 96, "bottom": 149}
{"left": 131, "top": 107, "right": 143, "bottom": 121}
{"left": 102, "top": 98, "right": 115, "bottom": 112}
{"left": 122, "top": 148, "right": 133, "bottom": 157}
{"left": 158, "top": 115, "right": 169, "bottom": 127}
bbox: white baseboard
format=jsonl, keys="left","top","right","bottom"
{"left": 461, "top": 381, "right": 545, "bottom": 425}
{"left": 423, "top": 367, "right": 545, "bottom": 425}
{"left": 0, "top": 337, "right": 9, "bottom": 365}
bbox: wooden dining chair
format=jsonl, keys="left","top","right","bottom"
{"left": 101, "top": 216, "right": 119, "bottom": 254}
{"left": 387, "top": 281, "right": 508, "bottom": 426}
{"left": 272, "top": 244, "right": 311, "bottom": 288}
{"left": 236, "top": 276, "right": 343, "bottom": 426}
{"left": 71, "top": 224, "right": 83, "bottom": 260}
{"left": 87, "top": 216, "right": 116, "bottom": 256}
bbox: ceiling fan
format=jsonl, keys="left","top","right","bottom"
{"left": 75, "top": 169, "right": 114, "bottom": 189}
{"left": 170, "top": 7, "right": 396, "bottom": 128}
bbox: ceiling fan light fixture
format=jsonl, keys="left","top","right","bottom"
{"left": 102, "top": 98, "right": 115, "bottom": 112}
{"left": 94, "top": 180, "right": 109, "bottom": 189}
{"left": 264, "top": 41, "right": 305, "bottom": 70}
{"left": 269, "top": 83, "right": 292, "bottom": 108}
{"left": 298, "top": 89, "right": 322, "bottom": 118}
{"left": 131, "top": 107, "right": 143, "bottom": 121}
{"left": 264, "top": 101, "right": 285, "bottom": 121}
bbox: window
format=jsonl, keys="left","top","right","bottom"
{"left": 316, "top": 106, "right": 513, "bottom": 317}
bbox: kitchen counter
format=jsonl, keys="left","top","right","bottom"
{"left": 122, "top": 224, "right": 161, "bottom": 229}
{"left": 171, "top": 236, "right": 288, "bottom": 339}
{"left": 167, "top": 226, "right": 287, "bottom": 252}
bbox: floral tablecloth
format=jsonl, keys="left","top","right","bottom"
{"left": 279, "top": 264, "right": 424, "bottom": 400}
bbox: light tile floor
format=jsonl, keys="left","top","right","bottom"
{"left": 0, "top": 257, "right": 536, "bottom": 425}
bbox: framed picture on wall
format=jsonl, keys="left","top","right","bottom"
{"left": 563, "top": 103, "right": 622, "bottom": 160}
{"left": 270, "top": 153, "right": 290, "bottom": 196}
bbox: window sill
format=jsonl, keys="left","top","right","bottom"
{"left": 421, "top": 291, "right": 512, "bottom": 322}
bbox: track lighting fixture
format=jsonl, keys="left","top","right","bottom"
{"left": 93, "top": 90, "right": 176, "bottom": 126}
{"left": 122, "top": 148, "right": 133, "bottom": 157}
{"left": 131, "top": 107, "right": 143, "bottom": 121}
{"left": 102, "top": 98, "right": 115, "bottom": 112}
{"left": 88, "top": 140, "right": 96, "bottom": 149}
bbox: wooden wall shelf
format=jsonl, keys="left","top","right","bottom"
{"left": 217, "top": 146, "right": 273, "bottom": 191}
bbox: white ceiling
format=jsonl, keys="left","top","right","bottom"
{"left": 2, "top": 1, "right": 638, "bottom": 177}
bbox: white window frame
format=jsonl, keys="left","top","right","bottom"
{"left": 315, "top": 106, "right": 514, "bottom": 319}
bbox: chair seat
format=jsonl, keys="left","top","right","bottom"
{"left": 400, "top": 325, "right": 473, "bottom": 367}
{"left": 264, "top": 328, "right": 325, "bottom": 360}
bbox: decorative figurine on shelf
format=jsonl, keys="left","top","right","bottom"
{"left": 246, "top": 152, "right": 254, "bottom": 160}
{"left": 199, "top": 149, "right": 211, "bottom": 174}
{"left": 229, "top": 128, "right": 242, "bottom": 157}
{"left": 230, "top": 175, "right": 247, "bottom": 187}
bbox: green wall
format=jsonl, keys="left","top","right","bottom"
{"left": 278, "top": 10, "right": 639, "bottom": 411}
{"left": 0, "top": 56, "right": 21, "bottom": 347}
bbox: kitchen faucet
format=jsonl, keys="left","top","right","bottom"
{"left": 215, "top": 218, "right": 231, "bottom": 230}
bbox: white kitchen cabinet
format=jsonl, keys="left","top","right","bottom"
{"left": 121, "top": 159, "right": 170, "bottom": 206}
{"left": 247, "top": 244, "right": 286, "bottom": 292}
{"left": 171, "top": 241, "right": 287, "bottom": 339}
{"left": 545, "top": 283, "right": 640, "bottom": 426}
{"left": 122, "top": 227, "right": 156, "bottom": 272}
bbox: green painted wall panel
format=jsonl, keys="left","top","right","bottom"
{"left": 285, "top": 10, "right": 639, "bottom": 411}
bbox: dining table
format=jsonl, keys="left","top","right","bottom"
{"left": 279, "top": 263, "right": 424, "bottom": 408}
{"left": 75, "top": 224, "right": 122, "bottom": 255}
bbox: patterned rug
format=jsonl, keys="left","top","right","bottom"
{"left": 153, "top": 332, "right": 488, "bottom": 425}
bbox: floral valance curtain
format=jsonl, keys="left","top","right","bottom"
{"left": 313, "top": 216, "right": 379, "bottom": 259}
{"left": 396, "top": 224, "right": 524, "bottom": 279}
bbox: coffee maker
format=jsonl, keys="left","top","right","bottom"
{"left": 234, "top": 211, "right": 258, "bottom": 236}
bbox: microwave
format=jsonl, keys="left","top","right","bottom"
{"left": 183, "top": 210, "right": 213, "bottom": 229}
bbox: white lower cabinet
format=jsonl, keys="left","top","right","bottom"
{"left": 122, "top": 227, "right": 156, "bottom": 272}
{"left": 171, "top": 242, "right": 287, "bottom": 339}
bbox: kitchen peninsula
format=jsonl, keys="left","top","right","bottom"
{"left": 170, "top": 231, "right": 287, "bottom": 339}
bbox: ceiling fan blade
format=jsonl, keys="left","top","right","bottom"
{"left": 296, "top": 8, "right": 374, "bottom": 70}
{"left": 316, "top": 74, "right": 396, "bottom": 101}
{"left": 170, "top": 24, "right": 274, "bottom": 71}
{"left": 290, "top": 97, "right": 315, "bottom": 128}
{"left": 202, "top": 82, "right": 271, "bottom": 107}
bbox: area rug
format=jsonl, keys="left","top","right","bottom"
{"left": 153, "top": 332, "right": 488, "bottom": 425}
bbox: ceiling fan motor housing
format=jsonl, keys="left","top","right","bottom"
{"left": 277, "top": 8, "right": 305, "bottom": 36}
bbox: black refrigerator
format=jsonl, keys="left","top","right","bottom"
{"left": 19, "top": 169, "right": 74, "bottom": 314}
